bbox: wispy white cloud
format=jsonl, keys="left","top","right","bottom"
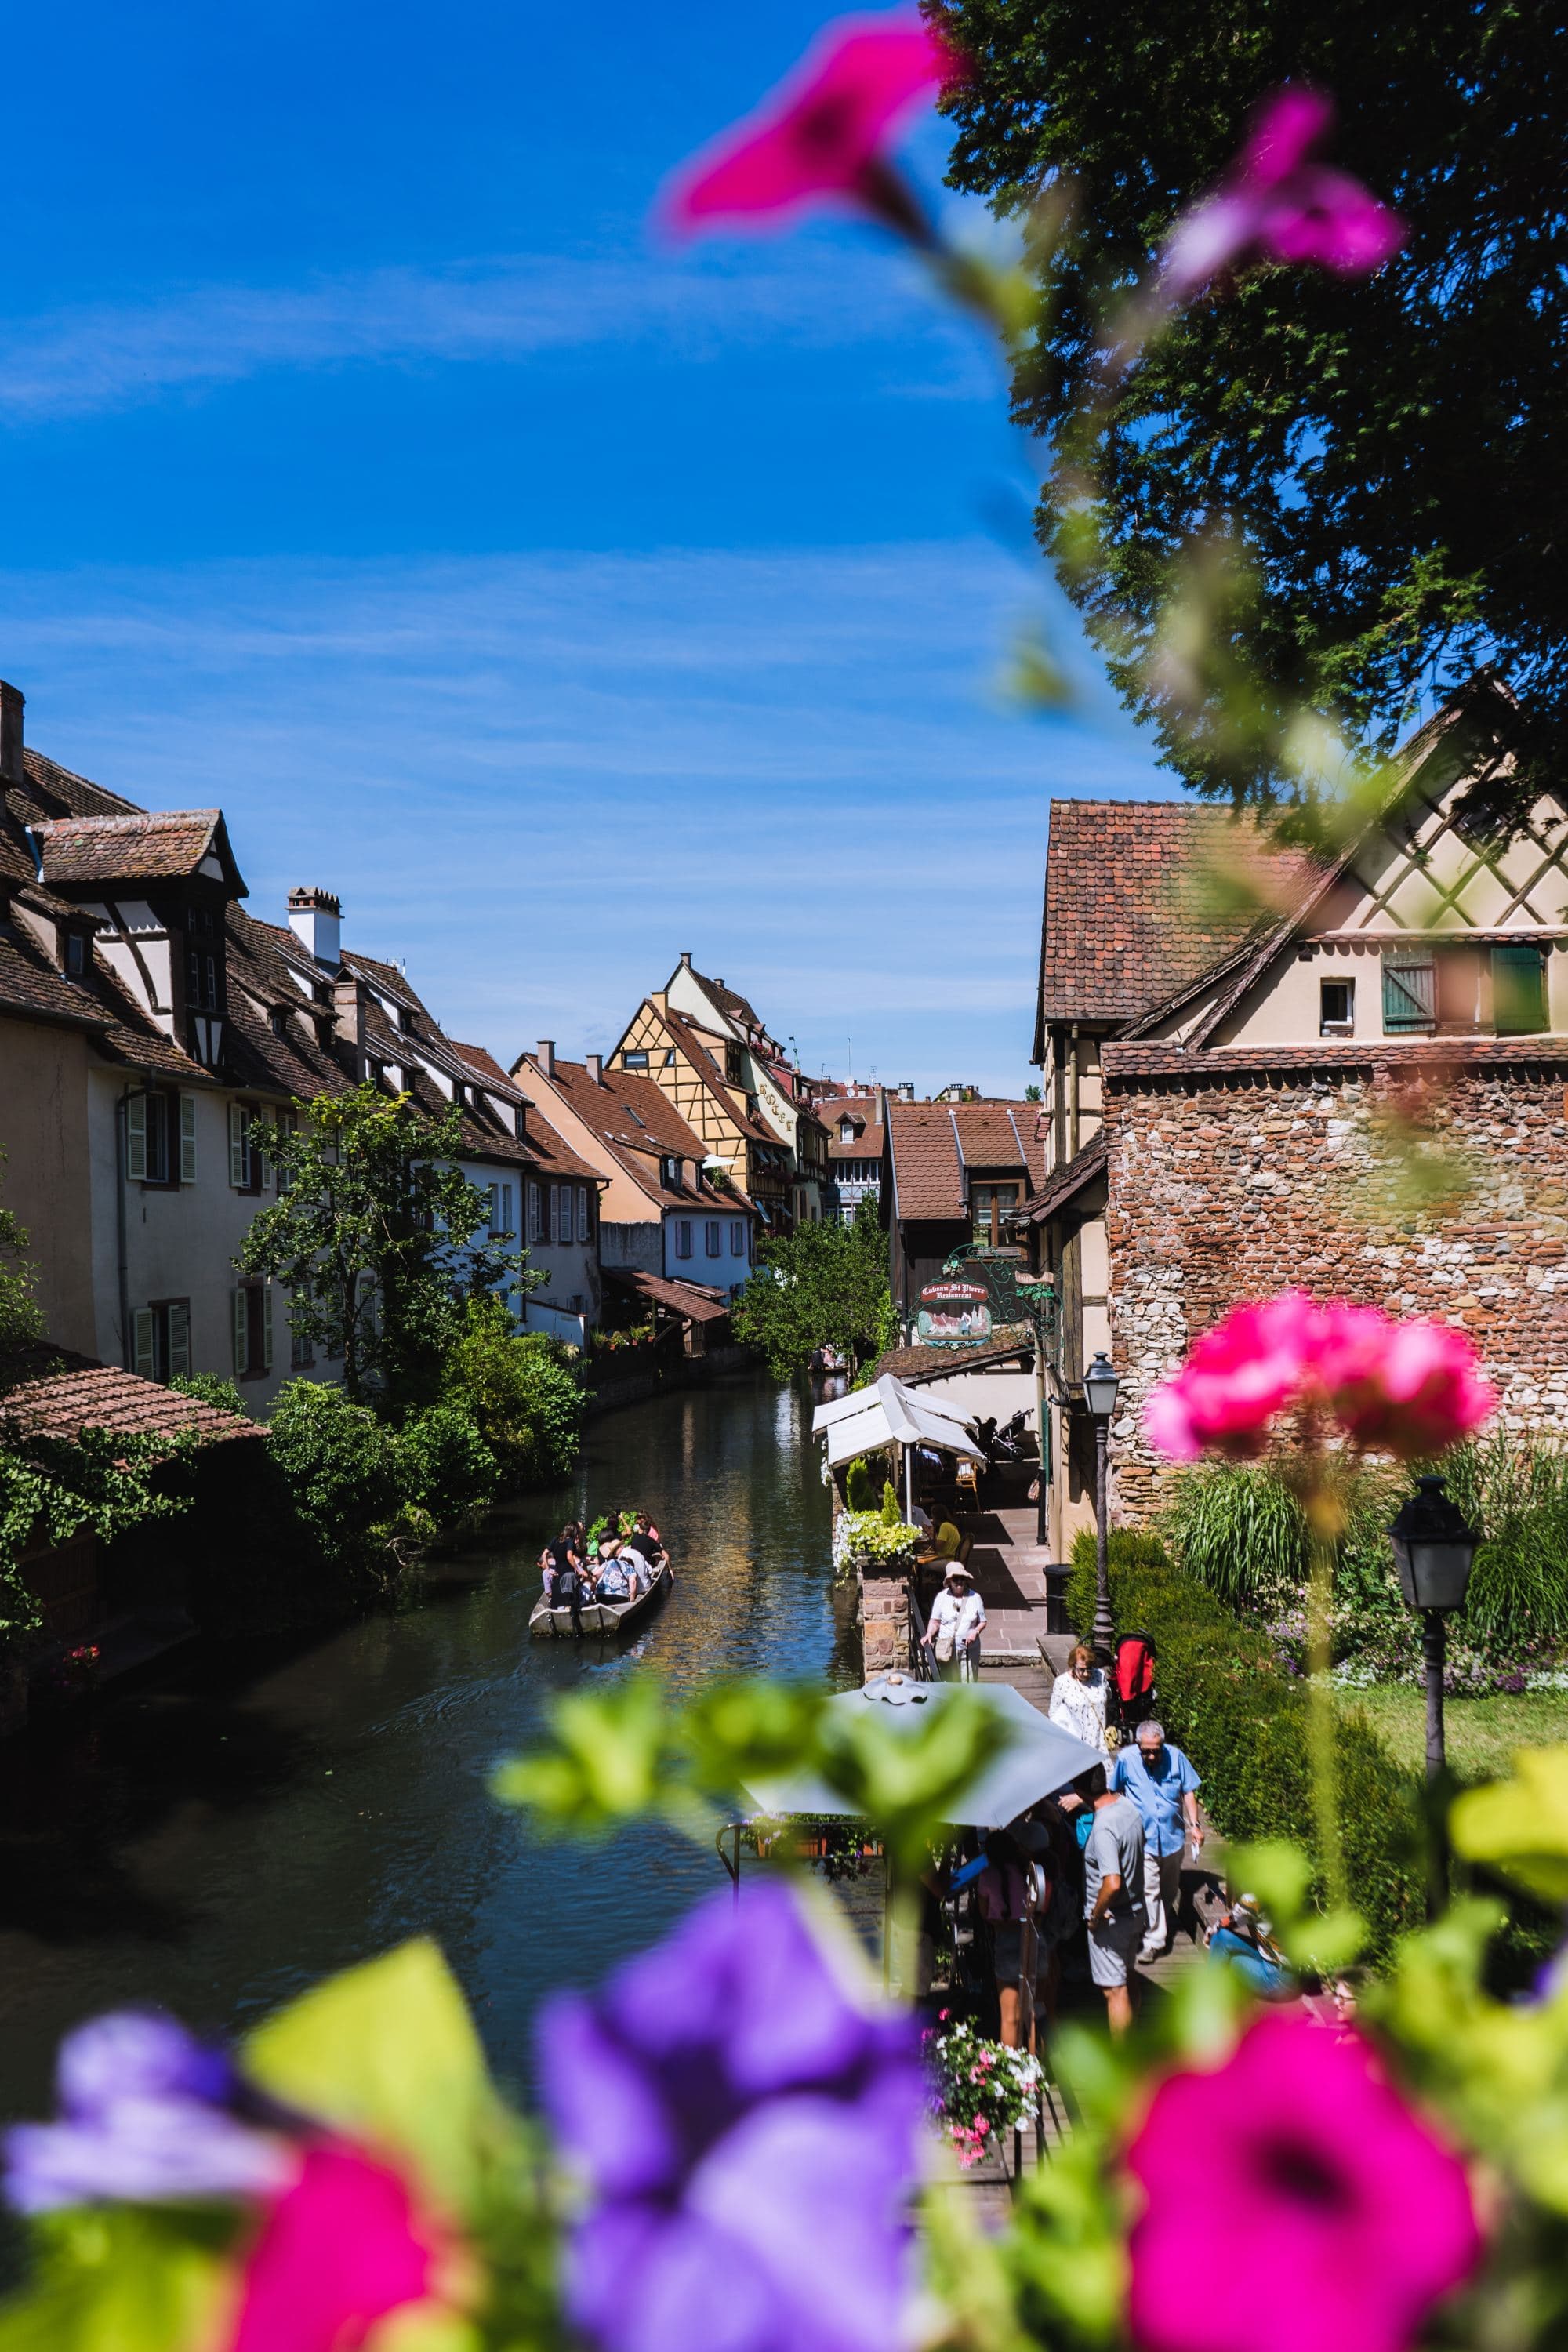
{"left": 0, "top": 240, "right": 986, "bottom": 420}
{"left": 0, "top": 542, "right": 1171, "bottom": 1089}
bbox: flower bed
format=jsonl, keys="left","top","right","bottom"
{"left": 924, "top": 2013, "right": 1043, "bottom": 2168}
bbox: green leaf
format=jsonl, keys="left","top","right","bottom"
{"left": 816, "top": 1690, "right": 1012, "bottom": 1875}
{"left": 1450, "top": 1745, "right": 1568, "bottom": 1904}
{"left": 245, "top": 1940, "right": 492, "bottom": 2215}
{"left": 492, "top": 1674, "right": 678, "bottom": 1836}
{"left": 0, "top": 2208, "right": 229, "bottom": 2352}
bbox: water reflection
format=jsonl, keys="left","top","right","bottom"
{"left": 0, "top": 1370, "right": 843, "bottom": 2119}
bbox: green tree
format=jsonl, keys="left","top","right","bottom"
{"left": 239, "top": 1087, "right": 534, "bottom": 1408}
{"left": 731, "top": 1196, "right": 898, "bottom": 1379}
{"left": 441, "top": 1297, "right": 583, "bottom": 1488}
{"left": 934, "top": 0, "right": 1568, "bottom": 815}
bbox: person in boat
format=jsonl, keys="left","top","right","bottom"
{"left": 594, "top": 1539, "right": 634, "bottom": 1603}
{"left": 541, "top": 1522, "right": 584, "bottom": 1602}
{"left": 633, "top": 1508, "right": 664, "bottom": 1557}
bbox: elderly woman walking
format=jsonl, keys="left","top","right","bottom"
{"left": 1049, "top": 1642, "right": 1109, "bottom": 1751}
{"left": 925, "top": 1561, "right": 985, "bottom": 1681}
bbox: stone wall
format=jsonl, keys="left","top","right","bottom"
{"left": 859, "top": 1571, "right": 912, "bottom": 1675}
{"left": 1104, "top": 1061, "right": 1568, "bottom": 1523}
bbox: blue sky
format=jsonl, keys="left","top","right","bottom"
{"left": 1, "top": 1, "right": 1172, "bottom": 1093}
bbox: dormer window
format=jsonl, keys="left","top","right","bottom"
{"left": 270, "top": 1005, "right": 289, "bottom": 1039}
{"left": 64, "top": 931, "right": 86, "bottom": 978}
{"left": 661, "top": 1154, "right": 682, "bottom": 1191}
{"left": 399, "top": 1004, "right": 416, "bottom": 1035}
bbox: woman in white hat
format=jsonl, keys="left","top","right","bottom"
{"left": 926, "top": 1560, "right": 986, "bottom": 1682}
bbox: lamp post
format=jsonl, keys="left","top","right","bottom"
{"left": 1084, "top": 1351, "right": 1120, "bottom": 1663}
{"left": 1388, "top": 1473, "right": 1479, "bottom": 1912}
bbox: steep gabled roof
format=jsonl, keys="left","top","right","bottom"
{"left": 518, "top": 1054, "right": 757, "bottom": 1214}
{"left": 654, "top": 1002, "right": 778, "bottom": 1143}
{"left": 32, "top": 809, "right": 247, "bottom": 895}
{"left": 1036, "top": 800, "right": 1325, "bottom": 1049}
{"left": 885, "top": 1098, "right": 1046, "bottom": 1223}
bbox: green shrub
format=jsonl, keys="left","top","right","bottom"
{"left": 845, "top": 1459, "right": 878, "bottom": 1512}
{"left": 1440, "top": 1428, "right": 1568, "bottom": 1652}
{"left": 1069, "top": 1527, "right": 1425, "bottom": 1962}
{"left": 393, "top": 1403, "right": 500, "bottom": 1531}
{"left": 169, "top": 1373, "right": 249, "bottom": 1419}
{"left": 441, "top": 1298, "right": 583, "bottom": 1487}
{"left": 1162, "top": 1456, "right": 1404, "bottom": 1618}
{"left": 880, "top": 1480, "right": 902, "bottom": 1526}
{"left": 266, "top": 1380, "right": 401, "bottom": 1571}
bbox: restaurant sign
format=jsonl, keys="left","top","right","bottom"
{"left": 915, "top": 1279, "right": 992, "bottom": 1347}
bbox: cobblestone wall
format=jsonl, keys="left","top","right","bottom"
{"left": 859, "top": 1572, "right": 911, "bottom": 1675}
{"left": 1105, "top": 1064, "right": 1568, "bottom": 1523}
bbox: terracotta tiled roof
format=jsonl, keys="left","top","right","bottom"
{"left": 0, "top": 1350, "right": 259, "bottom": 1446}
{"left": 655, "top": 1004, "right": 777, "bottom": 1143}
{"left": 12, "top": 747, "right": 143, "bottom": 822}
{"left": 603, "top": 1269, "right": 731, "bottom": 1323}
{"left": 885, "top": 1100, "right": 1046, "bottom": 1223}
{"left": 1017, "top": 1131, "right": 1108, "bottom": 1224}
{"left": 0, "top": 926, "right": 113, "bottom": 1033}
{"left": 826, "top": 1092, "right": 886, "bottom": 1162}
{"left": 521, "top": 1054, "right": 756, "bottom": 1214}
{"left": 33, "top": 810, "right": 244, "bottom": 890}
{"left": 1036, "top": 800, "right": 1326, "bottom": 1044}
{"left": 688, "top": 965, "right": 770, "bottom": 1043}
{"left": 872, "top": 1330, "right": 1036, "bottom": 1382}
{"left": 451, "top": 1040, "right": 521, "bottom": 1096}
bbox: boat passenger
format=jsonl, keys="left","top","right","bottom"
{"left": 542, "top": 1521, "right": 584, "bottom": 1602}
{"left": 633, "top": 1509, "right": 663, "bottom": 1555}
{"left": 594, "top": 1541, "right": 633, "bottom": 1602}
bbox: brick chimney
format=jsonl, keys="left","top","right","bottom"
{"left": 586, "top": 1053, "right": 603, "bottom": 1084}
{"left": 679, "top": 951, "right": 692, "bottom": 970}
{"left": 536, "top": 1040, "right": 555, "bottom": 1077}
{"left": 0, "top": 682, "right": 24, "bottom": 786}
{"left": 288, "top": 886, "right": 342, "bottom": 967}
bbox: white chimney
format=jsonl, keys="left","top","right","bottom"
{"left": 288, "top": 887, "right": 342, "bottom": 967}
{"left": 537, "top": 1039, "right": 555, "bottom": 1078}
{"left": 898, "top": 1081, "right": 915, "bottom": 1102}
{"left": 586, "top": 1053, "right": 603, "bottom": 1084}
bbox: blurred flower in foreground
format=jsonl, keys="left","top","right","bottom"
{"left": 539, "top": 1878, "right": 923, "bottom": 2352}
{"left": 3, "top": 2009, "right": 294, "bottom": 2212}
{"left": 662, "top": 10, "right": 964, "bottom": 241}
{"left": 1127, "top": 2009, "right": 1481, "bottom": 2352}
{"left": 1145, "top": 1291, "right": 1495, "bottom": 1462}
{"left": 1163, "top": 86, "right": 1404, "bottom": 300}
{"left": 231, "top": 2143, "right": 443, "bottom": 2352}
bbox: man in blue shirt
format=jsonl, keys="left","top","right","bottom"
{"left": 1112, "top": 1719, "right": 1203, "bottom": 1962}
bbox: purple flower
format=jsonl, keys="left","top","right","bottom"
{"left": 537, "top": 1881, "right": 923, "bottom": 2352}
{"left": 5, "top": 2010, "right": 295, "bottom": 2213}
{"left": 1163, "top": 86, "right": 1404, "bottom": 301}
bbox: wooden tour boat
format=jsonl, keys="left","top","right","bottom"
{"left": 528, "top": 1559, "right": 673, "bottom": 1640}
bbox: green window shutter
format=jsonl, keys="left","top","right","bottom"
{"left": 232, "top": 1288, "right": 249, "bottom": 1376}
{"left": 125, "top": 1092, "right": 147, "bottom": 1181}
{"left": 229, "top": 1105, "right": 246, "bottom": 1187}
{"left": 262, "top": 1282, "right": 274, "bottom": 1373}
{"left": 1381, "top": 952, "right": 1436, "bottom": 1033}
{"left": 179, "top": 1096, "right": 198, "bottom": 1183}
{"left": 1493, "top": 943, "right": 1548, "bottom": 1036}
{"left": 167, "top": 1302, "right": 191, "bottom": 1379}
{"left": 132, "top": 1308, "right": 157, "bottom": 1380}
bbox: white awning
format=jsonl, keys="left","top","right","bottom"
{"left": 811, "top": 1374, "right": 985, "bottom": 1470}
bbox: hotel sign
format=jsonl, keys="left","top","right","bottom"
{"left": 915, "top": 1279, "right": 992, "bottom": 1348}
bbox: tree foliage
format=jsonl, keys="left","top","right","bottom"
{"left": 0, "top": 1149, "right": 44, "bottom": 1358}
{"left": 731, "top": 1198, "right": 898, "bottom": 1378}
{"left": 441, "top": 1296, "right": 584, "bottom": 1488}
{"left": 239, "top": 1087, "right": 534, "bottom": 1407}
{"left": 0, "top": 1421, "right": 199, "bottom": 1657}
{"left": 934, "top": 0, "right": 1568, "bottom": 814}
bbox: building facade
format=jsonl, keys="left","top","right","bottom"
{"left": 662, "top": 954, "right": 831, "bottom": 1225}
{"left": 880, "top": 1096, "right": 1046, "bottom": 1326}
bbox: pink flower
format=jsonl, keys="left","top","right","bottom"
{"left": 1144, "top": 1292, "right": 1323, "bottom": 1460}
{"left": 1127, "top": 2012, "right": 1480, "bottom": 2352}
{"left": 1163, "top": 86, "right": 1403, "bottom": 300}
{"left": 974, "top": 2116, "right": 989, "bottom": 2136}
{"left": 662, "top": 12, "right": 964, "bottom": 239}
{"left": 1313, "top": 1305, "right": 1497, "bottom": 1461}
{"left": 230, "top": 2143, "right": 443, "bottom": 2352}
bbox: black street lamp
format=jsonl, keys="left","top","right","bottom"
{"left": 1084, "top": 1351, "right": 1120, "bottom": 1663}
{"left": 1388, "top": 1473, "right": 1480, "bottom": 1915}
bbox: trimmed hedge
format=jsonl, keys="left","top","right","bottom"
{"left": 1069, "top": 1529, "right": 1426, "bottom": 1962}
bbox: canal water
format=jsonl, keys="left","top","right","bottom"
{"left": 0, "top": 1370, "right": 844, "bottom": 2123}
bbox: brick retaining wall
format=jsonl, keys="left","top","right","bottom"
{"left": 1105, "top": 1062, "right": 1568, "bottom": 1523}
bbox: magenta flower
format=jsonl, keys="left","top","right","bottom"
{"left": 1144, "top": 1294, "right": 1497, "bottom": 1462}
{"left": 662, "top": 12, "right": 964, "bottom": 240}
{"left": 1143, "top": 1291, "right": 1323, "bottom": 1461}
{"left": 1163, "top": 87, "right": 1404, "bottom": 301}
{"left": 1127, "top": 2011, "right": 1480, "bottom": 2352}
{"left": 1313, "top": 1304, "right": 1497, "bottom": 1460}
{"left": 537, "top": 1879, "right": 923, "bottom": 2352}
{"left": 229, "top": 2143, "right": 441, "bottom": 2352}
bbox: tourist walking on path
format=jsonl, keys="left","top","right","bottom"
{"left": 926, "top": 1562, "right": 985, "bottom": 1682}
{"left": 1048, "top": 1642, "right": 1109, "bottom": 1751}
{"left": 1112, "top": 1720, "right": 1202, "bottom": 1962}
{"left": 1081, "top": 1764, "right": 1146, "bottom": 2037}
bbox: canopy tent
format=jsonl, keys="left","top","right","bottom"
{"left": 812, "top": 1372, "right": 985, "bottom": 1519}
{"left": 742, "top": 1676, "right": 1103, "bottom": 1830}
